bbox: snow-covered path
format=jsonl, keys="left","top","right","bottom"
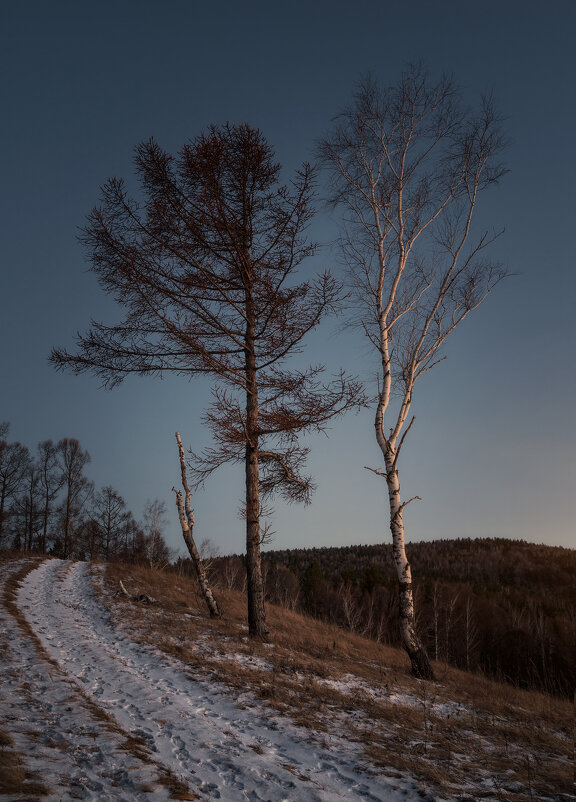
{"left": 14, "top": 559, "right": 427, "bottom": 801}
{"left": 0, "top": 559, "right": 175, "bottom": 801}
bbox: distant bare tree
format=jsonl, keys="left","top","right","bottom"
{"left": 37, "top": 440, "right": 63, "bottom": 553}
{"left": 17, "top": 461, "right": 42, "bottom": 550}
{"left": 320, "top": 66, "right": 507, "bottom": 679}
{"left": 0, "top": 428, "right": 30, "bottom": 547}
{"left": 91, "top": 485, "right": 130, "bottom": 561}
{"left": 142, "top": 498, "right": 170, "bottom": 569}
{"left": 339, "top": 581, "right": 363, "bottom": 633}
{"left": 56, "top": 438, "right": 92, "bottom": 558}
{"left": 223, "top": 555, "right": 244, "bottom": 591}
{"left": 51, "top": 123, "right": 364, "bottom": 638}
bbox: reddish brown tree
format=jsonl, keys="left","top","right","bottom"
{"left": 51, "top": 123, "right": 363, "bottom": 638}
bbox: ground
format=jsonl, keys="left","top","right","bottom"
{"left": 0, "top": 556, "right": 572, "bottom": 801}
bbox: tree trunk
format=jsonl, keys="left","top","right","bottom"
{"left": 384, "top": 453, "right": 435, "bottom": 680}
{"left": 244, "top": 291, "right": 268, "bottom": 640}
{"left": 63, "top": 492, "right": 71, "bottom": 559}
{"left": 0, "top": 480, "right": 6, "bottom": 542}
{"left": 41, "top": 490, "right": 50, "bottom": 554}
{"left": 174, "top": 433, "right": 221, "bottom": 619}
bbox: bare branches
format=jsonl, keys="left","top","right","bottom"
{"left": 191, "top": 367, "right": 366, "bottom": 501}
{"left": 320, "top": 66, "right": 507, "bottom": 460}
{"left": 52, "top": 122, "right": 367, "bottom": 639}
{"left": 51, "top": 126, "right": 318, "bottom": 388}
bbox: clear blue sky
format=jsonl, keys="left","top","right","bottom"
{"left": 1, "top": 0, "right": 575, "bottom": 555}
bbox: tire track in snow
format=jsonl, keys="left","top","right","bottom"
{"left": 0, "top": 558, "right": 178, "bottom": 801}
{"left": 17, "top": 559, "right": 425, "bottom": 801}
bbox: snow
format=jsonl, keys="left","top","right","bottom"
{"left": 4, "top": 558, "right": 437, "bottom": 801}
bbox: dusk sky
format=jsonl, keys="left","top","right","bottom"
{"left": 2, "top": 0, "right": 575, "bottom": 557}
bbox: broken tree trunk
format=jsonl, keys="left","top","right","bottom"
{"left": 119, "top": 580, "right": 156, "bottom": 604}
{"left": 173, "top": 431, "right": 222, "bottom": 618}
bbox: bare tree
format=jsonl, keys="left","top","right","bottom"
{"left": 51, "top": 123, "right": 364, "bottom": 638}
{"left": 320, "top": 66, "right": 507, "bottom": 679}
{"left": 173, "top": 431, "right": 221, "bottom": 618}
{"left": 56, "top": 438, "right": 92, "bottom": 558}
{"left": 37, "top": 440, "right": 64, "bottom": 553}
{"left": 0, "top": 429, "right": 31, "bottom": 547}
{"left": 223, "top": 555, "right": 243, "bottom": 591}
{"left": 17, "top": 461, "right": 42, "bottom": 550}
{"left": 142, "top": 498, "right": 170, "bottom": 569}
{"left": 91, "top": 485, "right": 130, "bottom": 561}
{"left": 339, "top": 581, "right": 363, "bottom": 633}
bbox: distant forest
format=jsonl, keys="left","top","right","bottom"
{"left": 0, "top": 422, "right": 171, "bottom": 566}
{"left": 201, "top": 538, "right": 576, "bottom": 699}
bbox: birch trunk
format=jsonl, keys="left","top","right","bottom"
{"left": 174, "top": 432, "right": 221, "bottom": 619}
{"left": 383, "top": 448, "right": 435, "bottom": 680}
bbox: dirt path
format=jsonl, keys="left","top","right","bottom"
{"left": 13, "top": 559, "right": 421, "bottom": 801}
{"left": 0, "top": 558, "right": 179, "bottom": 801}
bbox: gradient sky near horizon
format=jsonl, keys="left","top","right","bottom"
{"left": 1, "top": 0, "right": 575, "bottom": 556}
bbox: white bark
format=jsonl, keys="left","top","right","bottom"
{"left": 383, "top": 444, "right": 433, "bottom": 678}
{"left": 119, "top": 580, "right": 156, "bottom": 604}
{"left": 173, "top": 432, "right": 221, "bottom": 619}
{"left": 322, "top": 69, "right": 506, "bottom": 680}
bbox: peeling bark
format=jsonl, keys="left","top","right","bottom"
{"left": 384, "top": 442, "right": 435, "bottom": 680}
{"left": 173, "top": 432, "right": 221, "bottom": 619}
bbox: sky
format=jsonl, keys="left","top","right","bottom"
{"left": 1, "top": 0, "right": 575, "bottom": 557}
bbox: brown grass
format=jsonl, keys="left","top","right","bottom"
{"left": 0, "top": 729, "right": 50, "bottom": 798}
{"left": 100, "top": 560, "right": 574, "bottom": 801}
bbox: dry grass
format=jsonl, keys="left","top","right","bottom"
{"left": 0, "top": 729, "right": 50, "bottom": 798}
{"left": 100, "top": 560, "right": 574, "bottom": 801}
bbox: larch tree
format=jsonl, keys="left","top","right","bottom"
{"left": 320, "top": 66, "right": 507, "bottom": 679}
{"left": 50, "top": 123, "right": 364, "bottom": 638}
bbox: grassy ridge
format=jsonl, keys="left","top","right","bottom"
{"left": 101, "top": 559, "right": 573, "bottom": 801}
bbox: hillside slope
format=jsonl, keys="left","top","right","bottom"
{"left": 1, "top": 555, "right": 572, "bottom": 800}
{"left": 239, "top": 538, "right": 576, "bottom": 696}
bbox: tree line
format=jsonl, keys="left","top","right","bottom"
{"left": 0, "top": 422, "right": 171, "bottom": 566}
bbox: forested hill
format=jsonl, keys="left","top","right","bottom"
{"left": 230, "top": 538, "right": 576, "bottom": 698}
{"left": 264, "top": 537, "right": 576, "bottom": 595}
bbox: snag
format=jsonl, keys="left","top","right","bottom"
{"left": 118, "top": 580, "right": 156, "bottom": 604}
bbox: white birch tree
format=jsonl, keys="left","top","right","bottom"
{"left": 320, "top": 66, "right": 507, "bottom": 679}
{"left": 173, "top": 431, "right": 221, "bottom": 618}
